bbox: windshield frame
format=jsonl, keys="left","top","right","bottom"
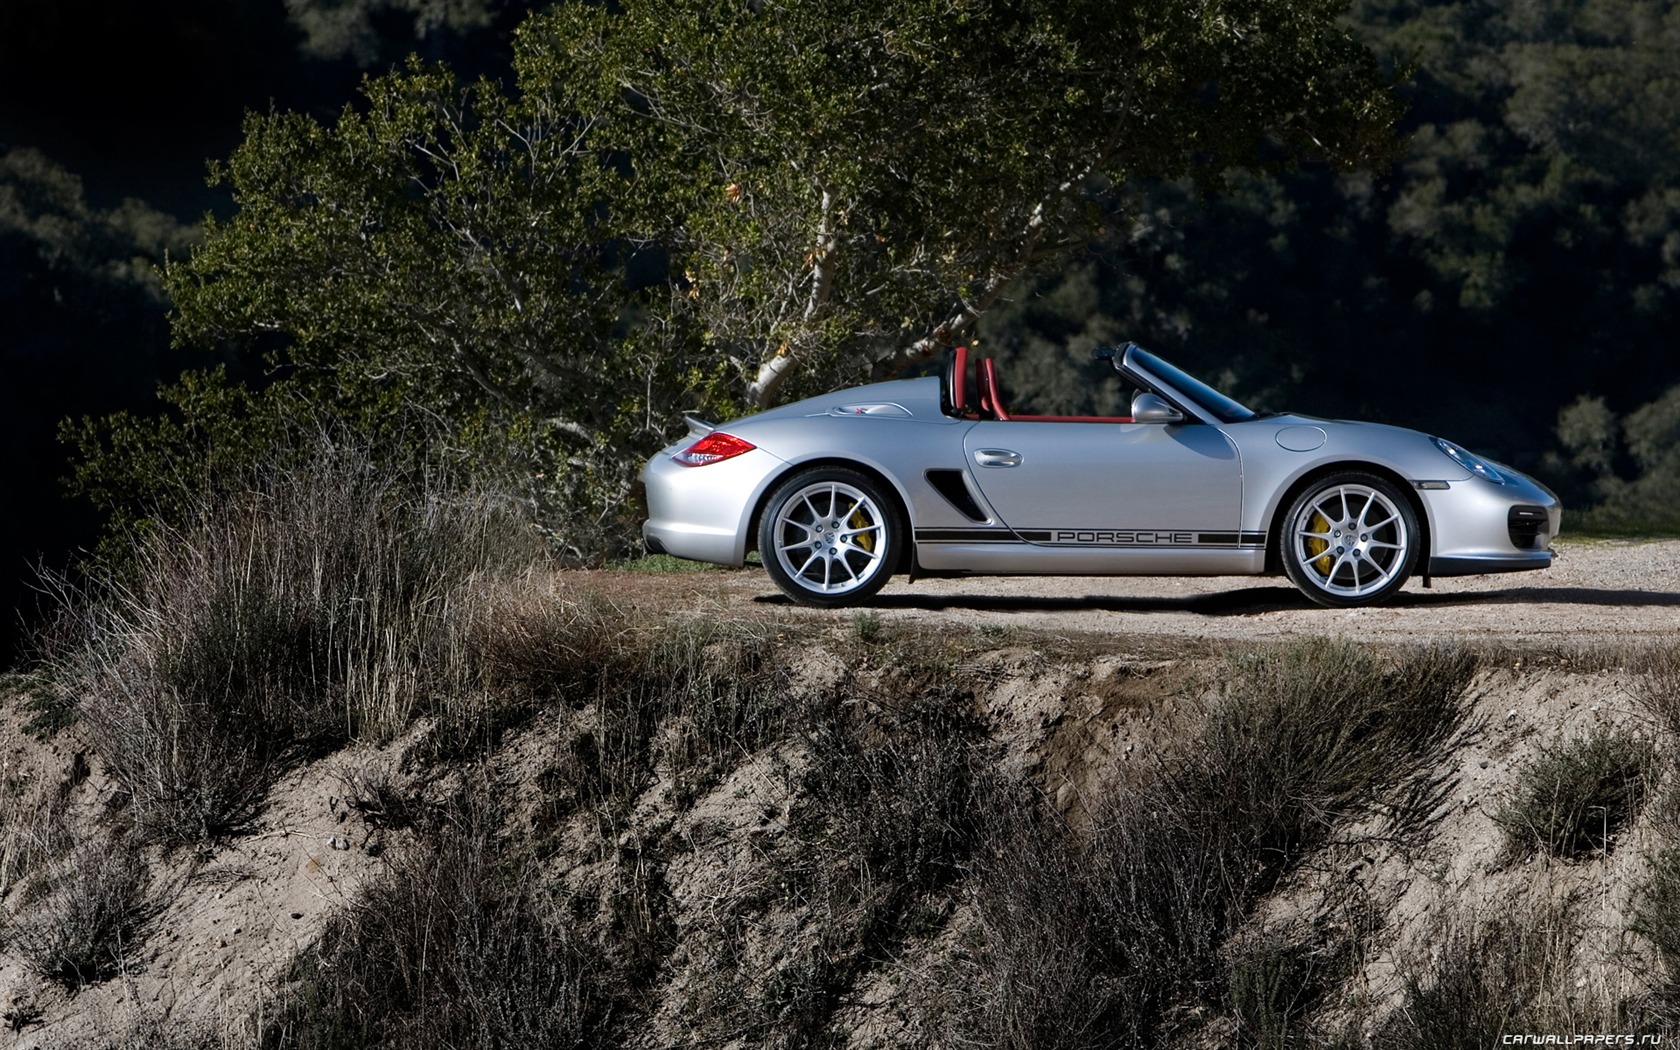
{"left": 1121, "top": 345, "right": 1257, "bottom": 424}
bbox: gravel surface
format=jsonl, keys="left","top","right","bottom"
{"left": 581, "top": 537, "right": 1680, "bottom": 647}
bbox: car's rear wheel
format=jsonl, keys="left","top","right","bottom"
{"left": 1281, "top": 471, "right": 1419, "bottom": 608}
{"left": 759, "top": 467, "right": 900, "bottom": 607}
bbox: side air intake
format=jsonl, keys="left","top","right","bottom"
{"left": 926, "top": 469, "right": 988, "bottom": 523}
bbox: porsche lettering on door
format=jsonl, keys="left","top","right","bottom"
{"left": 960, "top": 421, "right": 1243, "bottom": 555}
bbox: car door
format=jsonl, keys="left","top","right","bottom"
{"left": 960, "top": 420, "right": 1248, "bottom": 563}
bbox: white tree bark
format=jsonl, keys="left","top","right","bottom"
{"left": 745, "top": 186, "right": 836, "bottom": 409}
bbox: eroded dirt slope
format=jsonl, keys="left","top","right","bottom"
{"left": 0, "top": 539, "right": 1674, "bottom": 1046}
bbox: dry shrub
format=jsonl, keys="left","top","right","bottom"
{"left": 1373, "top": 899, "right": 1627, "bottom": 1048}
{"left": 955, "top": 639, "right": 1477, "bottom": 1049}
{"left": 523, "top": 607, "right": 791, "bottom": 821}
{"left": 1630, "top": 774, "right": 1680, "bottom": 1025}
{"left": 1227, "top": 935, "right": 1333, "bottom": 1050}
{"left": 1494, "top": 725, "right": 1654, "bottom": 861}
{"left": 1634, "top": 842, "right": 1680, "bottom": 997}
{"left": 638, "top": 640, "right": 992, "bottom": 1048}
{"left": 1630, "top": 642, "right": 1680, "bottom": 737}
{"left": 753, "top": 681, "right": 990, "bottom": 1044}
{"left": 2, "top": 839, "right": 152, "bottom": 987}
{"left": 0, "top": 752, "right": 78, "bottom": 898}
{"left": 270, "top": 791, "right": 598, "bottom": 1050}
{"left": 44, "top": 442, "right": 542, "bottom": 843}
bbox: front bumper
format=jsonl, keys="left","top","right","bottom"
{"left": 1420, "top": 469, "right": 1561, "bottom": 577}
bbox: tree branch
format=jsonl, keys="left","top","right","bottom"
{"left": 745, "top": 185, "right": 837, "bottom": 409}
{"left": 870, "top": 167, "right": 1091, "bottom": 382}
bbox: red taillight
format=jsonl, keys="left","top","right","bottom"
{"left": 672, "top": 431, "right": 756, "bottom": 467}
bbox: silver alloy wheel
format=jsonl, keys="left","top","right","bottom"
{"left": 770, "top": 479, "right": 889, "bottom": 596}
{"left": 1289, "top": 481, "right": 1411, "bottom": 601}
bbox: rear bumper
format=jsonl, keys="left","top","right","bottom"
{"left": 640, "top": 445, "right": 784, "bottom": 566}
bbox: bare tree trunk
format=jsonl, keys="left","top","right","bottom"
{"left": 745, "top": 187, "right": 836, "bottom": 410}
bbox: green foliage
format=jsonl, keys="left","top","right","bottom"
{"left": 527, "top": 0, "right": 1402, "bottom": 407}
{"left": 59, "top": 367, "right": 282, "bottom": 543}
{"left": 64, "top": 0, "right": 1402, "bottom": 560}
{"left": 979, "top": 0, "right": 1680, "bottom": 514}
{"left": 151, "top": 58, "right": 677, "bottom": 559}
{"left": 283, "top": 0, "right": 510, "bottom": 65}
{"left": 0, "top": 148, "right": 198, "bottom": 298}
{"left": 1565, "top": 384, "right": 1680, "bottom": 532}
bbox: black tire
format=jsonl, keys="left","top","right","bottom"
{"left": 757, "top": 467, "right": 901, "bottom": 607}
{"left": 1280, "top": 471, "right": 1420, "bottom": 608}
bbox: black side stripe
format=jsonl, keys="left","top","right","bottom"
{"left": 915, "top": 528, "right": 1266, "bottom": 547}
{"left": 915, "top": 528, "right": 1024, "bottom": 543}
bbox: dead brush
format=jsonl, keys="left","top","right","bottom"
{"left": 1629, "top": 640, "right": 1680, "bottom": 737}
{"left": 954, "top": 639, "right": 1477, "bottom": 1049}
{"left": 668, "top": 642, "right": 993, "bottom": 1048}
{"left": 1372, "top": 897, "right": 1627, "bottom": 1048}
{"left": 0, "top": 754, "right": 77, "bottom": 898}
{"left": 528, "top": 609, "right": 792, "bottom": 823}
{"left": 1, "top": 838, "right": 152, "bottom": 987}
{"left": 1188, "top": 640, "right": 1478, "bottom": 871}
{"left": 1493, "top": 725, "right": 1654, "bottom": 861}
{"left": 267, "top": 788, "right": 600, "bottom": 1050}
{"left": 44, "top": 443, "right": 544, "bottom": 844}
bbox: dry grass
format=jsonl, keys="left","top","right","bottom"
{"left": 38, "top": 443, "right": 544, "bottom": 843}
{"left": 0, "top": 752, "right": 78, "bottom": 899}
{"left": 269, "top": 789, "right": 598, "bottom": 1050}
{"left": 1, "top": 838, "right": 152, "bottom": 987}
{"left": 35, "top": 453, "right": 1662, "bottom": 1048}
{"left": 1629, "top": 641, "right": 1680, "bottom": 737}
{"left": 953, "top": 640, "right": 1477, "bottom": 1048}
{"left": 1493, "top": 726, "right": 1654, "bottom": 861}
{"left": 1373, "top": 897, "right": 1632, "bottom": 1048}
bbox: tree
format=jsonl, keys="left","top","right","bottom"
{"left": 0, "top": 148, "right": 204, "bottom": 660}
{"left": 156, "top": 61, "right": 660, "bottom": 557}
{"left": 978, "top": 0, "right": 1680, "bottom": 508}
{"left": 531, "top": 0, "right": 1402, "bottom": 409}
{"left": 84, "top": 0, "right": 1403, "bottom": 557}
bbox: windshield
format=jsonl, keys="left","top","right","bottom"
{"left": 1128, "top": 347, "right": 1257, "bottom": 424}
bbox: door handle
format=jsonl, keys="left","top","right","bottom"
{"left": 974, "top": 449, "right": 1022, "bottom": 468}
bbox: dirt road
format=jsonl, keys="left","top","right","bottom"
{"left": 581, "top": 537, "right": 1680, "bottom": 647}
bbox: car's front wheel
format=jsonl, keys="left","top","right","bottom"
{"left": 758, "top": 467, "right": 901, "bottom": 607}
{"left": 1281, "top": 471, "right": 1420, "bottom": 607}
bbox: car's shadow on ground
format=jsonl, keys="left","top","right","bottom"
{"left": 751, "top": 585, "right": 1680, "bottom": 616}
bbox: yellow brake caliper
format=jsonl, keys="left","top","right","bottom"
{"left": 1307, "top": 512, "right": 1331, "bottom": 576}
{"left": 850, "top": 506, "right": 875, "bottom": 553}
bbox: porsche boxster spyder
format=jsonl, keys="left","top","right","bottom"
{"left": 641, "top": 344, "right": 1560, "bottom": 608}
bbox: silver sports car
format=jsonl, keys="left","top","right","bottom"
{"left": 641, "top": 344, "right": 1560, "bottom": 608}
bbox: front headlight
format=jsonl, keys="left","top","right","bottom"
{"left": 1434, "top": 438, "right": 1506, "bottom": 485}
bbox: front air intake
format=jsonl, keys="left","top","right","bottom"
{"left": 1508, "top": 505, "right": 1549, "bottom": 550}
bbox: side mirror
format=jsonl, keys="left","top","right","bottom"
{"left": 1131, "top": 392, "right": 1184, "bottom": 425}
